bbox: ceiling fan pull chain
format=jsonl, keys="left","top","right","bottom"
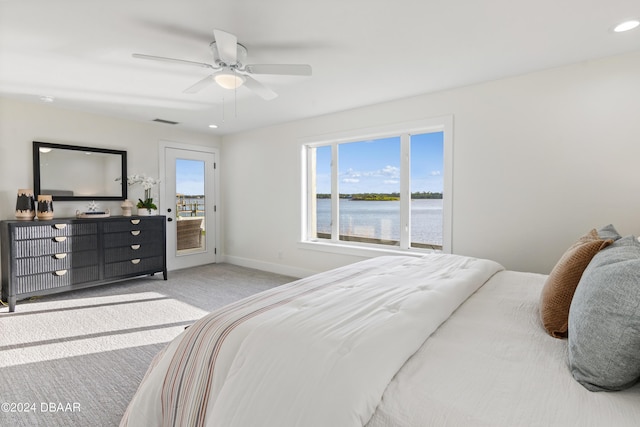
{"left": 234, "top": 85, "right": 238, "bottom": 119}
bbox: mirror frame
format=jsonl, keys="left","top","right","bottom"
{"left": 33, "top": 141, "right": 128, "bottom": 201}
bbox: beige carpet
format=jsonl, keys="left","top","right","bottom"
{"left": 0, "top": 263, "right": 294, "bottom": 427}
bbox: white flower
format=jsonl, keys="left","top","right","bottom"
{"left": 115, "top": 174, "right": 160, "bottom": 208}
{"left": 116, "top": 174, "right": 160, "bottom": 188}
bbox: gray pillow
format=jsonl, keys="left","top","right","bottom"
{"left": 597, "top": 224, "right": 622, "bottom": 241}
{"left": 568, "top": 235, "right": 640, "bottom": 391}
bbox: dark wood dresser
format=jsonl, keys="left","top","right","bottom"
{"left": 1, "top": 216, "right": 167, "bottom": 312}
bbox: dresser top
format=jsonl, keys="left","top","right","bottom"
{"left": 1, "top": 216, "right": 166, "bottom": 226}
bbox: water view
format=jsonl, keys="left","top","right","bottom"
{"left": 176, "top": 195, "right": 205, "bottom": 217}
{"left": 315, "top": 198, "right": 443, "bottom": 247}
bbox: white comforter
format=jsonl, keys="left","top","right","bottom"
{"left": 121, "top": 254, "right": 503, "bottom": 427}
{"left": 366, "top": 270, "right": 640, "bottom": 427}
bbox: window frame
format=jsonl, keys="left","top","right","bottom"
{"left": 299, "top": 116, "right": 453, "bottom": 257}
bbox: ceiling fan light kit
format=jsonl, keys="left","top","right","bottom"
{"left": 132, "top": 28, "right": 312, "bottom": 100}
{"left": 214, "top": 72, "right": 245, "bottom": 90}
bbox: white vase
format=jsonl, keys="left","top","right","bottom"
{"left": 137, "top": 208, "right": 157, "bottom": 216}
{"left": 121, "top": 199, "right": 134, "bottom": 216}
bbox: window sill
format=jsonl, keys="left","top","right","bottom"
{"left": 297, "top": 239, "right": 440, "bottom": 259}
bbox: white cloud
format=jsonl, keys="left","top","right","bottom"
{"left": 339, "top": 165, "right": 402, "bottom": 191}
{"left": 340, "top": 168, "right": 361, "bottom": 178}
{"left": 361, "top": 165, "right": 400, "bottom": 178}
{"left": 430, "top": 170, "right": 441, "bottom": 176}
{"left": 382, "top": 165, "right": 400, "bottom": 176}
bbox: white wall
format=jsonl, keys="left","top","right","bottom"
{"left": 221, "top": 51, "right": 640, "bottom": 275}
{"left": 0, "top": 99, "right": 220, "bottom": 219}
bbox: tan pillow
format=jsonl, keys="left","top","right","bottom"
{"left": 540, "top": 229, "right": 612, "bottom": 338}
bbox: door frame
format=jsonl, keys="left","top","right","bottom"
{"left": 158, "top": 140, "right": 220, "bottom": 270}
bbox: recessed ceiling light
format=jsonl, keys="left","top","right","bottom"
{"left": 613, "top": 19, "right": 640, "bottom": 33}
{"left": 208, "top": 124, "right": 218, "bottom": 129}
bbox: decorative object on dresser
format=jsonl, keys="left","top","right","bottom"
{"left": 36, "top": 194, "right": 54, "bottom": 220}
{"left": 76, "top": 200, "right": 111, "bottom": 218}
{"left": 15, "top": 188, "right": 36, "bottom": 220}
{"left": 1, "top": 216, "right": 167, "bottom": 312}
{"left": 76, "top": 210, "right": 111, "bottom": 218}
{"left": 115, "top": 174, "right": 160, "bottom": 215}
{"left": 136, "top": 207, "right": 157, "bottom": 216}
{"left": 121, "top": 199, "right": 134, "bottom": 216}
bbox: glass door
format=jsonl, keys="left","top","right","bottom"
{"left": 163, "top": 146, "right": 217, "bottom": 270}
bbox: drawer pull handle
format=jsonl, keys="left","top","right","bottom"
{"left": 53, "top": 224, "right": 67, "bottom": 230}
{"left": 53, "top": 236, "right": 67, "bottom": 243}
{"left": 131, "top": 244, "right": 141, "bottom": 250}
{"left": 54, "top": 269, "right": 68, "bottom": 276}
{"left": 53, "top": 253, "right": 67, "bottom": 259}
{"left": 131, "top": 230, "right": 141, "bottom": 236}
{"left": 130, "top": 219, "right": 141, "bottom": 225}
{"left": 131, "top": 259, "right": 141, "bottom": 265}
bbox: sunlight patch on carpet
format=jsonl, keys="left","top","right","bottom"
{"left": 0, "top": 292, "right": 208, "bottom": 368}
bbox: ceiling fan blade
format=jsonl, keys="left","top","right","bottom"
{"left": 183, "top": 75, "right": 216, "bottom": 94}
{"left": 132, "top": 53, "right": 216, "bottom": 69}
{"left": 243, "top": 75, "right": 278, "bottom": 100}
{"left": 245, "top": 64, "right": 312, "bottom": 76}
{"left": 213, "top": 29, "right": 238, "bottom": 64}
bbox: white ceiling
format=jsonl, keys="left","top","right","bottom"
{"left": 1, "top": 0, "right": 638, "bottom": 135}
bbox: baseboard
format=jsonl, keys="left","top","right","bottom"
{"left": 221, "top": 255, "right": 316, "bottom": 279}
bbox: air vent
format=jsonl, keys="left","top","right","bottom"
{"left": 152, "top": 118, "right": 179, "bottom": 125}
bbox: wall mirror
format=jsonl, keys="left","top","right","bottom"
{"left": 33, "top": 141, "right": 128, "bottom": 201}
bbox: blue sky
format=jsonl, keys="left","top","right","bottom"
{"left": 315, "top": 131, "right": 444, "bottom": 194}
{"left": 176, "top": 159, "right": 205, "bottom": 195}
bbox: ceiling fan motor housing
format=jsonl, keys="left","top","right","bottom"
{"left": 210, "top": 41, "right": 247, "bottom": 68}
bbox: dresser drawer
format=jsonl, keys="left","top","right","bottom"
{"left": 15, "top": 251, "right": 98, "bottom": 276}
{"left": 15, "top": 235, "right": 98, "bottom": 257}
{"left": 104, "top": 244, "right": 162, "bottom": 263}
{"left": 103, "top": 218, "right": 164, "bottom": 233}
{"left": 15, "top": 266, "right": 100, "bottom": 294}
{"left": 14, "top": 222, "right": 97, "bottom": 240}
{"left": 105, "top": 256, "right": 164, "bottom": 278}
{"left": 103, "top": 230, "right": 163, "bottom": 248}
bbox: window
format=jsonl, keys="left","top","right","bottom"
{"left": 303, "top": 117, "right": 452, "bottom": 254}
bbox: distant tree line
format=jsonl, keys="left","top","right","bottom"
{"left": 316, "top": 192, "right": 442, "bottom": 200}
{"left": 411, "top": 191, "right": 443, "bottom": 199}
{"left": 352, "top": 193, "right": 399, "bottom": 201}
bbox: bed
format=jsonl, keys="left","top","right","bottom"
{"left": 121, "top": 233, "right": 640, "bottom": 426}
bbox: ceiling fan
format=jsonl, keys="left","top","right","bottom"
{"left": 132, "top": 29, "right": 312, "bottom": 100}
